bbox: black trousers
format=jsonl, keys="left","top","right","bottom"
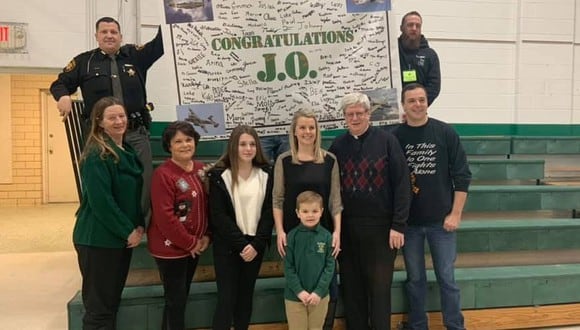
{"left": 75, "top": 244, "right": 133, "bottom": 330}
{"left": 212, "top": 247, "right": 264, "bottom": 330}
{"left": 339, "top": 220, "right": 398, "bottom": 330}
{"left": 124, "top": 126, "right": 153, "bottom": 227}
{"left": 155, "top": 256, "right": 200, "bottom": 330}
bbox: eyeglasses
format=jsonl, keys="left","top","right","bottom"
{"left": 345, "top": 111, "right": 368, "bottom": 119}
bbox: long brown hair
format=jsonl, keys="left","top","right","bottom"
{"left": 215, "top": 125, "right": 269, "bottom": 189}
{"left": 80, "top": 96, "right": 125, "bottom": 164}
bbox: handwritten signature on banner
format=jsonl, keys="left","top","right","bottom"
{"left": 170, "top": 0, "right": 396, "bottom": 137}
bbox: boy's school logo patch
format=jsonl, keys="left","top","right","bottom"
{"left": 317, "top": 242, "right": 326, "bottom": 254}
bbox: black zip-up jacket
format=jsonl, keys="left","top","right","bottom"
{"left": 207, "top": 165, "right": 274, "bottom": 255}
{"left": 398, "top": 35, "right": 441, "bottom": 105}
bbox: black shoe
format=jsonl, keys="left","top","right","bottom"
{"left": 398, "top": 321, "right": 411, "bottom": 330}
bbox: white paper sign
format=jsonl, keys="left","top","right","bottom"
{"left": 168, "top": 0, "right": 398, "bottom": 137}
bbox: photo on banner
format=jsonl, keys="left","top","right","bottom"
{"left": 347, "top": 0, "right": 391, "bottom": 13}
{"left": 164, "top": 0, "right": 214, "bottom": 24}
{"left": 176, "top": 103, "right": 226, "bottom": 136}
{"left": 166, "top": 0, "right": 399, "bottom": 139}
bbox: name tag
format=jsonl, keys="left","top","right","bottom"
{"left": 403, "top": 70, "right": 417, "bottom": 83}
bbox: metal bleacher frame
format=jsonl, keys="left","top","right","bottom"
{"left": 64, "top": 101, "right": 86, "bottom": 200}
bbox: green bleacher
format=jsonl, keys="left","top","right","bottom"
{"left": 468, "top": 159, "right": 544, "bottom": 182}
{"left": 67, "top": 133, "right": 580, "bottom": 329}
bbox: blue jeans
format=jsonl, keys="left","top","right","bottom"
{"left": 403, "top": 225, "right": 464, "bottom": 330}
{"left": 260, "top": 135, "right": 289, "bottom": 163}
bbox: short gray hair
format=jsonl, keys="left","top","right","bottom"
{"left": 339, "top": 92, "right": 371, "bottom": 113}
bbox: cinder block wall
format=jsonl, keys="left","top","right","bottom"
{"left": 0, "top": 74, "right": 55, "bottom": 206}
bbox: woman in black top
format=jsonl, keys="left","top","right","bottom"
{"left": 272, "top": 108, "right": 343, "bottom": 329}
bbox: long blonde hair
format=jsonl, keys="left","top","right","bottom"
{"left": 80, "top": 97, "right": 125, "bottom": 164}
{"left": 288, "top": 108, "right": 325, "bottom": 164}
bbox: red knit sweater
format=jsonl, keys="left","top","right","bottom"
{"left": 147, "top": 159, "right": 209, "bottom": 258}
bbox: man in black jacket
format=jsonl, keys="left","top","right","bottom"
{"left": 399, "top": 11, "right": 441, "bottom": 106}
{"left": 51, "top": 16, "right": 164, "bottom": 225}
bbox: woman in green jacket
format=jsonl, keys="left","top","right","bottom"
{"left": 74, "top": 96, "right": 144, "bottom": 329}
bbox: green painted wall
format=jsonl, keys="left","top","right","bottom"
{"left": 151, "top": 122, "right": 580, "bottom": 137}
{"left": 452, "top": 124, "right": 580, "bottom": 136}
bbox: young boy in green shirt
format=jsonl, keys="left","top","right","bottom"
{"left": 284, "top": 191, "right": 336, "bottom": 330}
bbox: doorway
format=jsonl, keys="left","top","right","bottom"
{"left": 42, "top": 91, "right": 78, "bottom": 203}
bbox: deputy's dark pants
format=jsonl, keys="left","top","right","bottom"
{"left": 125, "top": 126, "right": 153, "bottom": 227}
{"left": 155, "top": 256, "right": 199, "bottom": 330}
{"left": 212, "top": 245, "right": 264, "bottom": 330}
{"left": 75, "top": 245, "right": 132, "bottom": 330}
{"left": 339, "top": 217, "right": 398, "bottom": 330}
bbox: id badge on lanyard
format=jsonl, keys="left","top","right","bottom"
{"left": 403, "top": 70, "right": 417, "bottom": 83}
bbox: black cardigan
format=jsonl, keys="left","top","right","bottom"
{"left": 207, "top": 165, "right": 274, "bottom": 254}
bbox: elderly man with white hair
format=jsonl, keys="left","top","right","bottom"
{"left": 329, "top": 92, "right": 411, "bottom": 330}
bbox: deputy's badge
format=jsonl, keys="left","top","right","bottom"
{"left": 123, "top": 64, "right": 136, "bottom": 77}
{"left": 317, "top": 242, "right": 326, "bottom": 254}
{"left": 64, "top": 59, "right": 76, "bottom": 72}
{"left": 134, "top": 44, "right": 144, "bottom": 51}
{"left": 176, "top": 178, "right": 190, "bottom": 192}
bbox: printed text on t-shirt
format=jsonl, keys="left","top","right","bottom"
{"left": 404, "top": 143, "right": 437, "bottom": 175}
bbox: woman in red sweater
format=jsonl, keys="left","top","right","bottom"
{"left": 147, "top": 121, "right": 210, "bottom": 330}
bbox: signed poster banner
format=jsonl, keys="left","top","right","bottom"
{"left": 167, "top": 0, "right": 398, "bottom": 137}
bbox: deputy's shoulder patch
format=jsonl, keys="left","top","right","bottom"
{"left": 64, "top": 59, "right": 76, "bottom": 72}
{"left": 134, "top": 44, "right": 145, "bottom": 51}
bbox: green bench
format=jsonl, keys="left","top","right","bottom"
{"left": 461, "top": 136, "right": 511, "bottom": 156}
{"left": 150, "top": 136, "right": 225, "bottom": 162}
{"left": 321, "top": 135, "right": 335, "bottom": 149}
{"left": 67, "top": 278, "right": 286, "bottom": 330}
{"left": 460, "top": 136, "right": 580, "bottom": 155}
{"left": 453, "top": 264, "right": 580, "bottom": 308}
{"left": 128, "top": 219, "right": 580, "bottom": 279}
{"left": 150, "top": 132, "right": 580, "bottom": 156}
{"left": 70, "top": 215, "right": 580, "bottom": 328}
{"left": 152, "top": 153, "right": 548, "bottom": 182}
{"left": 466, "top": 185, "right": 580, "bottom": 213}
{"left": 129, "top": 236, "right": 281, "bottom": 271}
{"left": 67, "top": 264, "right": 580, "bottom": 330}
{"left": 149, "top": 136, "right": 168, "bottom": 160}
{"left": 468, "top": 159, "right": 544, "bottom": 182}
{"left": 128, "top": 131, "right": 580, "bottom": 330}
{"left": 512, "top": 136, "right": 580, "bottom": 154}
{"left": 458, "top": 219, "right": 580, "bottom": 252}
